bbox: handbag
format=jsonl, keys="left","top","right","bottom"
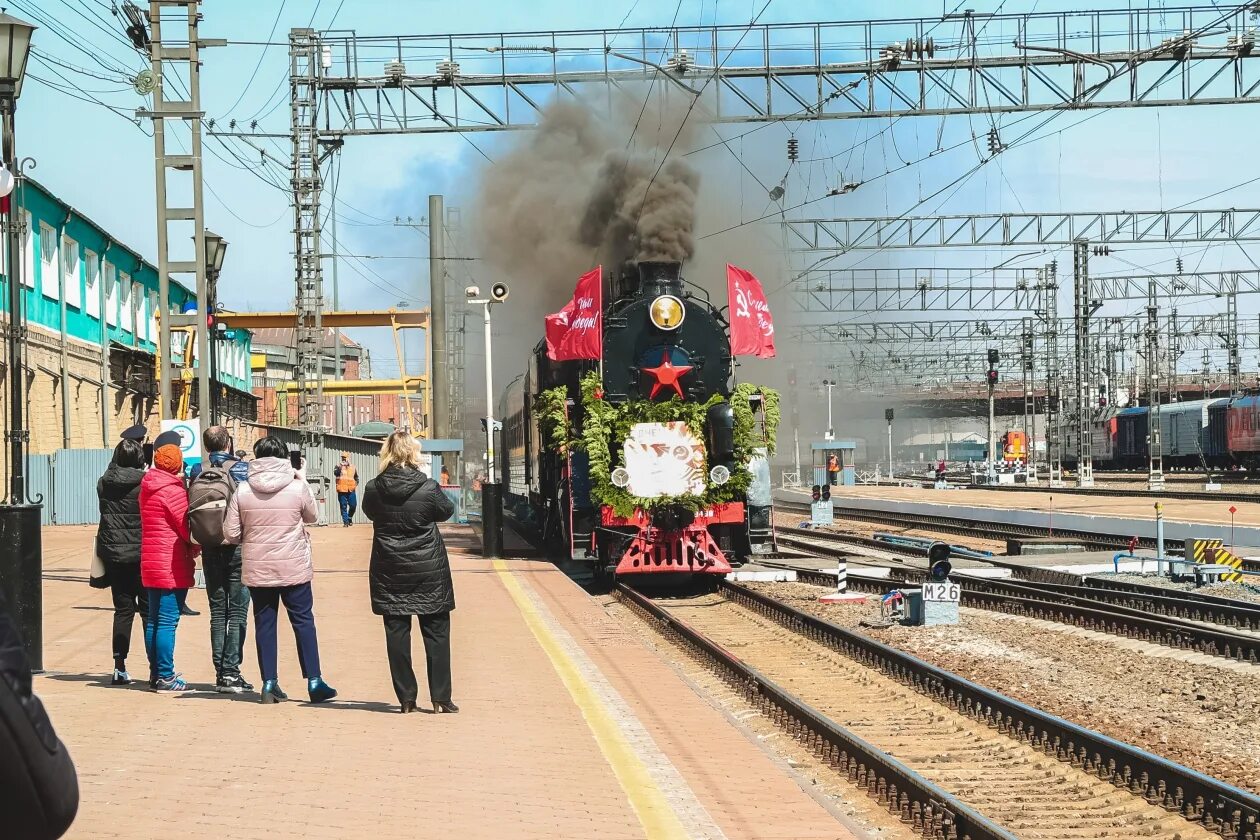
{"left": 89, "top": 540, "right": 110, "bottom": 589}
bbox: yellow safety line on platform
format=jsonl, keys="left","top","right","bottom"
{"left": 492, "top": 559, "right": 689, "bottom": 840}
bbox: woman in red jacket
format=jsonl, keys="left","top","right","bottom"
{"left": 140, "top": 444, "right": 200, "bottom": 692}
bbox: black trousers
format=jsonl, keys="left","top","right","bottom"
{"left": 383, "top": 612, "right": 451, "bottom": 705}
{"left": 105, "top": 561, "right": 149, "bottom": 672}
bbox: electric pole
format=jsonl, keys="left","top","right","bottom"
{"left": 145, "top": 1, "right": 219, "bottom": 434}
{"left": 429, "top": 195, "right": 449, "bottom": 445}
{"left": 1073, "top": 240, "right": 1095, "bottom": 487}
{"left": 1144, "top": 278, "right": 1164, "bottom": 490}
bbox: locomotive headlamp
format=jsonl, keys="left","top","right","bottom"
{"left": 709, "top": 465, "right": 731, "bottom": 485}
{"left": 610, "top": 467, "right": 630, "bottom": 488}
{"left": 649, "top": 295, "right": 685, "bottom": 330}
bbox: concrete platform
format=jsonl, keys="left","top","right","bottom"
{"left": 36, "top": 524, "right": 863, "bottom": 839}
{"left": 979, "top": 548, "right": 1164, "bottom": 577}
{"left": 778, "top": 486, "right": 1260, "bottom": 546}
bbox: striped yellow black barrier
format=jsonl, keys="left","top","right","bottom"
{"left": 1210, "top": 547, "right": 1245, "bottom": 583}
{"left": 1190, "top": 538, "right": 1222, "bottom": 564}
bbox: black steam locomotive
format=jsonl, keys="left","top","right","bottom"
{"left": 499, "top": 260, "right": 777, "bottom": 579}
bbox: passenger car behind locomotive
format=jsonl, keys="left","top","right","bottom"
{"left": 499, "top": 260, "right": 777, "bottom": 579}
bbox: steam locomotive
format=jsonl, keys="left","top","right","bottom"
{"left": 499, "top": 260, "right": 777, "bottom": 580}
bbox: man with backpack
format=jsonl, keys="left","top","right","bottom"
{"left": 188, "top": 426, "right": 252, "bottom": 693}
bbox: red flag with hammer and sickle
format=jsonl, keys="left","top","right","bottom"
{"left": 727, "top": 264, "right": 776, "bottom": 358}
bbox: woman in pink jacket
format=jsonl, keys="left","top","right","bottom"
{"left": 223, "top": 436, "right": 337, "bottom": 705}
{"left": 140, "top": 444, "right": 200, "bottom": 692}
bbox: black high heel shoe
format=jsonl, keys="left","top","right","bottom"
{"left": 399, "top": 700, "right": 417, "bottom": 714}
{"left": 434, "top": 701, "right": 459, "bottom": 714}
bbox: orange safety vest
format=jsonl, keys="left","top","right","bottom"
{"left": 826, "top": 454, "right": 839, "bottom": 473}
{"left": 336, "top": 463, "right": 357, "bottom": 494}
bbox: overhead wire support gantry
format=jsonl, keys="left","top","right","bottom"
{"left": 307, "top": 5, "right": 1260, "bottom": 134}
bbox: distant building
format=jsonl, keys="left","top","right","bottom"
{"left": 250, "top": 327, "right": 424, "bottom": 434}
{"left": 0, "top": 178, "right": 255, "bottom": 472}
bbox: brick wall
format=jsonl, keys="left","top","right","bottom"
{"left": 0, "top": 324, "right": 254, "bottom": 482}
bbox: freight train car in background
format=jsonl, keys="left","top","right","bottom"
{"left": 1228, "top": 394, "right": 1260, "bottom": 469}
{"left": 1063, "top": 397, "right": 1241, "bottom": 471}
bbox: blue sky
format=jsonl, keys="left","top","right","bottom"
{"left": 19, "top": 0, "right": 1260, "bottom": 391}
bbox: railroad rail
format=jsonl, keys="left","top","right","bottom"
{"left": 777, "top": 500, "right": 1260, "bottom": 574}
{"left": 774, "top": 528, "right": 1260, "bottom": 662}
{"left": 871, "top": 475, "right": 1260, "bottom": 504}
{"left": 620, "top": 579, "right": 1260, "bottom": 840}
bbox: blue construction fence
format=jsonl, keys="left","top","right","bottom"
{"left": 31, "top": 436, "right": 469, "bottom": 527}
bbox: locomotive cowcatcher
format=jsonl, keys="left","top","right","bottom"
{"left": 499, "top": 260, "right": 777, "bottom": 580}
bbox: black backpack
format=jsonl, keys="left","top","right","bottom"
{"left": 187, "top": 467, "right": 236, "bottom": 547}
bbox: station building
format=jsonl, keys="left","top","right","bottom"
{"left": 1, "top": 177, "right": 255, "bottom": 479}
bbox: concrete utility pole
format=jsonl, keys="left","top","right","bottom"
{"left": 329, "top": 164, "right": 344, "bottom": 435}
{"left": 428, "top": 195, "right": 449, "bottom": 444}
{"left": 1072, "top": 240, "right": 1094, "bottom": 487}
{"left": 146, "top": 1, "right": 216, "bottom": 432}
{"left": 1145, "top": 279, "right": 1165, "bottom": 490}
{"left": 1020, "top": 319, "right": 1036, "bottom": 481}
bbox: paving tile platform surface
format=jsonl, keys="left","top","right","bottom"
{"left": 36, "top": 524, "right": 859, "bottom": 840}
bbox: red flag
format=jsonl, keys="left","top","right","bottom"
{"left": 726, "top": 264, "right": 776, "bottom": 358}
{"left": 545, "top": 266, "right": 603, "bottom": 361}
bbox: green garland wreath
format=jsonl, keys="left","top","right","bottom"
{"left": 536, "top": 371, "right": 779, "bottom": 517}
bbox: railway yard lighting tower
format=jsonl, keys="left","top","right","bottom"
{"left": 468, "top": 282, "right": 509, "bottom": 559}
{"left": 0, "top": 11, "right": 41, "bottom": 668}
{"left": 822, "top": 379, "right": 836, "bottom": 441}
{"left": 986, "top": 349, "right": 1000, "bottom": 485}
{"left": 884, "top": 407, "right": 895, "bottom": 480}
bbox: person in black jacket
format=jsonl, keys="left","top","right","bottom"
{"left": 95, "top": 439, "right": 151, "bottom": 686}
{"left": 0, "top": 590, "right": 79, "bottom": 840}
{"left": 362, "top": 432, "right": 456, "bottom": 714}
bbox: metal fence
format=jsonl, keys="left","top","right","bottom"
{"left": 25, "top": 449, "right": 113, "bottom": 526}
{"left": 30, "top": 431, "right": 467, "bottom": 527}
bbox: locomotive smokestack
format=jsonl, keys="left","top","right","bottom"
{"left": 637, "top": 260, "right": 683, "bottom": 297}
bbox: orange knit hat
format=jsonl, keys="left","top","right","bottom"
{"left": 153, "top": 444, "right": 183, "bottom": 474}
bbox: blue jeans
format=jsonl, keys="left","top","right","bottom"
{"left": 203, "top": 546, "right": 250, "bottom": 680}
{"left": 252, "top": 582, "right": 322, "bottom": 683}
{"left": 144, "top": 588, "right": 186, "bottom": 680}
{"left": 338, "top": 490, "right": 357, "bottom": 525}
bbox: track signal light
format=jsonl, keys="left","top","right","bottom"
{"left": 986, "top": 368, "right": 998, "bottom": 386}
{"left": 811, "top": 485, "right": 821, "bottom": 503}
{"left": 821, "top": 484, "right": 831, "bottom": 502}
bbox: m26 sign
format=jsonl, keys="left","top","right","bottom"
{"left": 922, "top": 581, "right": 960, "bottom": 602}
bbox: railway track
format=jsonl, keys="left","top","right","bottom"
{"left": 620, "top": 580, "right": 1259, "bottom": 840}
{"left": 774, "top": 528, "right": 1260, "bottom": 663}
{"left": 873, "top": 475, "right": 1260, "bottom": 504}
{"left": 777, "top": 499, "right": 1260, "bottom": 574}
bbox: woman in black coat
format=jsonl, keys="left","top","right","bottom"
{"left": 0, "top": 591, "right": 78, "bottom": 839}
{"left": 95, "top": 439, "right": 150, "bottom": 686}
{"left": 362, "top": 432, "right": 456, "bottom": 714}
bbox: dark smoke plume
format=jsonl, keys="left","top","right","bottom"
{"left": 474, "top": 96, "right": 701, "bottom": 301}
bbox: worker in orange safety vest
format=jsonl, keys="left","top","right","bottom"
{"left": 826, "top": 453, "right": 840, "bottom": 486}
{"left": 334, "top": 452, "right": 358, "bottom": 527}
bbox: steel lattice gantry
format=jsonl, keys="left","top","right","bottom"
{"left": 309, "top": 5, "right": 1260, "bottom": 134}
{"left": 785, "top": 208, "right": 1260, "bottom": 252}
{"left": 793, "top": 267, "right": 1049, "bottom": 311}
{"left": 288, "top": 4, "right": 1260, "bottom": 446}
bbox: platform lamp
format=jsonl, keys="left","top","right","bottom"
{"left": 0, "top": 11, "right": 41, "bottom": 669}
{"left": 202, "top": 230, "right": 227, "bottom": 424}
{"left": 467, "top": 281, "right": 510, "bottom": 559}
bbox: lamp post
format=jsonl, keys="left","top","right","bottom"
{"left": 822, "top": 379, "right": 835, "bottom": 441}
{"left": 467, "top": 282, "right": 508, "bottom": 559}
{"left": 0, "top": 11, "right": 41, "bottom": 669}
{"left": 202, "top": 229, "right": 226, "bottom": 424}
